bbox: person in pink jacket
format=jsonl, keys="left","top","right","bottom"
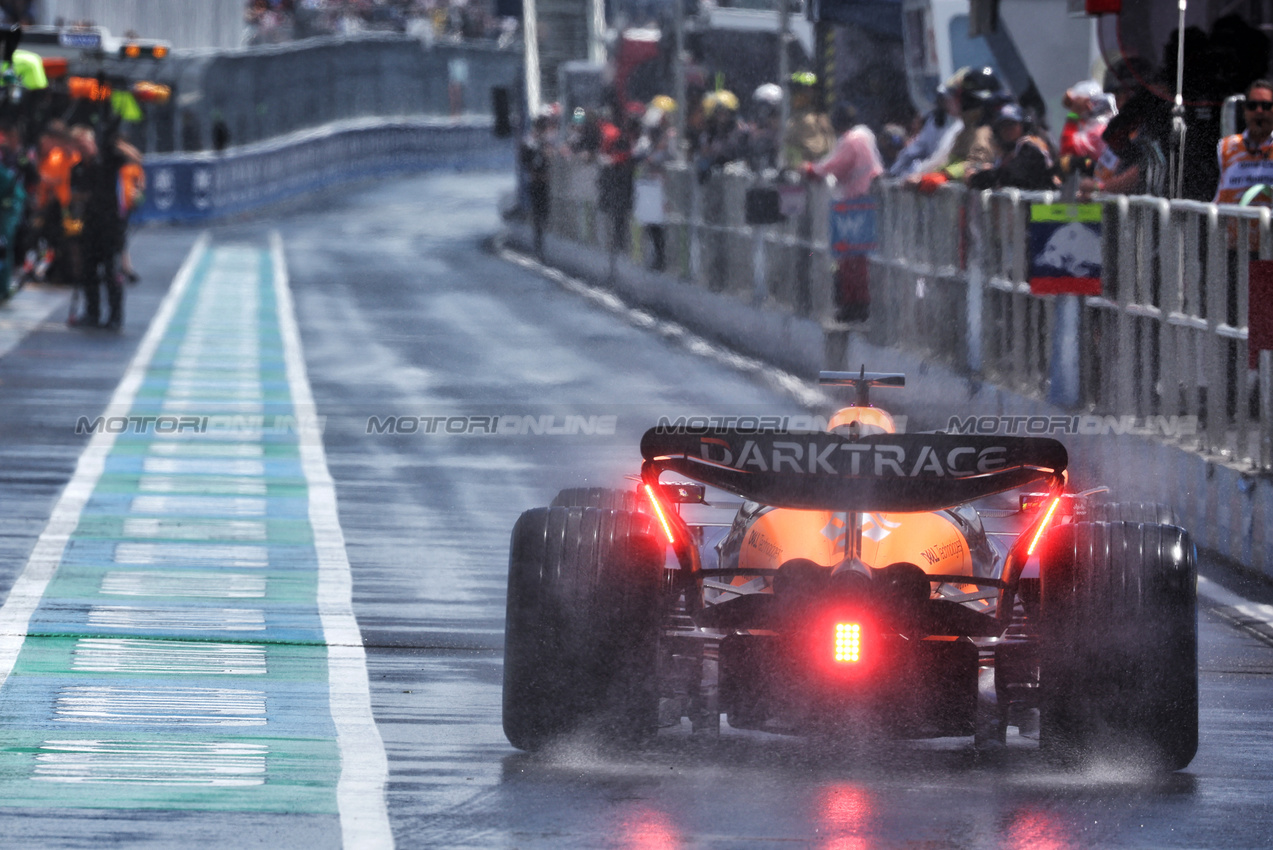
{"left": 806, "top": 103, "right": 883, "bottom": 321}
{"left": 807, "top": 102, "right": 884, "bottom": 199}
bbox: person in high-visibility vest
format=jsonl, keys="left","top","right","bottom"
{"left": 117, "top": 156, "right": 144, "bottom": 283}
{"left": 1214, "top": 79, "right": 1273, "bottom": 330}
{"left": 29, "top": 121, "right": 78, "bottom": 284}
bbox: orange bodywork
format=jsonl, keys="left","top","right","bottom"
{"left": 827, "top": 405, "right": 896, "bottom": 435}
{"left": 737, "top": 508, "right": 973, "bottom": 579}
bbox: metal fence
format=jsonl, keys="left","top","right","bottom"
{"left": 547, "top": 160, "right": 839, "bottom": 319}
{"left": 545, "top": 156, "right": 1273, "bottom": 472}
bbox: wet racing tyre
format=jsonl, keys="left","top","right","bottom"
{"left": 1039, "top": 521, "right": 1198, "bottom": 770}
{"left": 550, "top": 487, "right": 643, "bottom": 513}
{"left": 502, "top": 505, "right": 663, "bottom": 751}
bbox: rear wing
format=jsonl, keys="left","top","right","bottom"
{"left": 640, "top": 428, "right": 1067, "bottom": 512}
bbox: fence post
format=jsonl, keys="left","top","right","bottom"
{"left": 966, "top": 190, "right": 986, "bottom": 374}
{"left": 1262, "top": 350, "right": 1273, "bottom": 472}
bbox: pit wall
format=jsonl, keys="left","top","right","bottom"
{"left": 134, "top": 117, "right": 512, "bottom": 223}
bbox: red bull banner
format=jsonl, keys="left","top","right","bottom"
{"left": 1028, "top": 203, "right": 1103, "bottom": 296}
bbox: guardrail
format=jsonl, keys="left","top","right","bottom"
{"left": 544, "top": 156, "right": 1273, "bottom": 473}
{"left": 136, "top": 116, "right": 510, "bottom": 223}
{"left": 548, "top": 160, "right": 838, "bottom": 318}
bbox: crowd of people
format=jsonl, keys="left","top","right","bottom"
{"left": 521, "top": 19, "right": 1273, "bottom": 324}
{"left": 0, "top": 116, "right": 146, "bottom": 330}
{"left": 246, "top": 0, "right": 516, "bottom": 46}
{"left": 0, "top": 50, "right": 149, "bottom": 333}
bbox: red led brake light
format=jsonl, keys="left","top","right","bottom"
{"left": 1026, "top": 496, "right": 1062, "bottom": 556}
{"left": 833, "top": 622, "right": 862, "bottom": 663}
{"left": 643, "top": 483, "right": 677, "bottom": 546}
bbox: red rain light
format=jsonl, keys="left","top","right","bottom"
{"left": 642, "top": 483, "right": 677, "bottom": 546}
{"left": 1026, "top": 496, "right": 1062, "bottom": 556}
{"left": 833, "top": 622, "right": 862, "bottom": 663}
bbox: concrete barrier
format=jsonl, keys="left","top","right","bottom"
{"left": 136, "top": 116, "right": 513, "bottom": 224}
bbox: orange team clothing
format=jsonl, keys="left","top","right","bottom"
{"left": 1215, "top": 132, "right": 1273, "bottom": 249}
{"left": 38, "top": 145, "right": 79, "bottom": 210}
{"left": 118, "top": 162, "right": 145, "bottom": 216}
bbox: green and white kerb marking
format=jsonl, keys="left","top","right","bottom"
{"left": 0, "top": 234, "right": 392, "bottom": 847}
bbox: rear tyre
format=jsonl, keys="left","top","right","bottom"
{"left": 1039, "top": 521, "right": 1198, "bottom": 770}
{"left": 502, "top": 505, "right": 663, "bottom": 751}
{"left": 550, "top": 487, "right": 643, "bottom": 513}
{"left": 1085, "top": 501, "right": 1179, "bottom": 527}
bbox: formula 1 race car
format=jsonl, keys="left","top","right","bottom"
{"left": 501, "top": 371, "right": 1198, "bottom": 770}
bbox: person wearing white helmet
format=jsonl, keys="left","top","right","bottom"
{"left": 747, "top": 83, "right": 784, "bottom": 172}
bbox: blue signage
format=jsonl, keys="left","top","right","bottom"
{"left": 830, "top": 197, "right": 877, "bottom": 258}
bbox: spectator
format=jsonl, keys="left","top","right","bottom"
{"left": 520, "top": 112, "right": 553, "bottom": 259}
{"left": 806, "top": 102, "right": 882, "bottom": 323}
{"left": 597, "top": 106, "right": 639, "bottom": 257}
{"left": 695, "top": 90, "right": 746, "bottom": 177}
{"left": 1082, "top": 57, "right": 1169, "bottom": 198}
{"left": 967, "top": 103, "right": 1056, "bottom": 191}
{"left": 746, "top": 83, "right": 783, "bottom": 174}
{"left": 877, "top": 123, "right": 909, "bottom": 172}
{"left": 566, "top": 108, "right": 602, "bottom": 158}
{"left": 919, "top": 66, "right": 1003, "bottom": 185}
{"left": 1215, "top": 78, "right": 1273, "bottom": 229}
{"left": 888, "top": 67, "right": 967, "bottom": 178}
{"left": 783, "top": 72, "right": 834, "bottom": 169}
{"left": 633, "top": 96, "right": 677, "bottom": 271}
{"left": 1214, "top": 78, "right": 1273, "bottom": 346}
{"left": 1058, "top": 79, "right": 1115, "bottom": 175}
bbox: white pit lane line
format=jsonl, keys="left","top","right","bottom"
{"left": 271, "top": 231, "right": 394, "bottom": 849}
{"left": 1196, "top": 575, "right": 1273, "bottom": 641}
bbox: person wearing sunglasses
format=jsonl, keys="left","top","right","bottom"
{"left": 1215, "top": 79, "right": 1273, "bottom": 335}
{"left": 1215, "top": 79, "right": 1273, "bottom": 213}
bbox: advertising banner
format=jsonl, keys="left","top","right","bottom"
{"left": 1028, "top": 203, "right": 1103, "bottom": 296}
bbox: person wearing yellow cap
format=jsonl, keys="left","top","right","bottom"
{"left": 695, "top": 89, "right": 745, "bottom": 181}
{"left": 783, "top": 71, "right": 834, "bottom": 168}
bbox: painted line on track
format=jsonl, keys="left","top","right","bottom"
{"left": 0, "top": 233, "right": 211, "bottom": 681}
{"left": 1197, "top": 575, "right": 1273, "bottom": 644}
{"left": 271, "top": 231, "right": 393, "bottom": 848}
{"left": 0, "top": 232, "right": 392, "bottom": 846}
